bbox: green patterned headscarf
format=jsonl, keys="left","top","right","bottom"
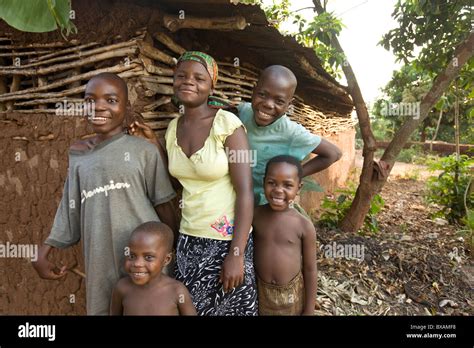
{"left": 175, "top": 51, "right": 232, "bottom": 109}
{"left": 177, "top": 51, "right": 218, "bottom": 87}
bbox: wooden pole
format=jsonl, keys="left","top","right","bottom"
{"left": 217, "top": 74, "right": 254, "bottom": 88}
{"left": 0, "top": 67, "right": 143, "bottom": 103}
{"left": 163, "top": 14, "right": 247, "bottom": 32}
{"left": 141, "top": 81, "right": 174, "bottom": 96}
{"left": 143, "top": 96, "right": 172, "bottom": 111}
{"left": 10, "top": 40, "right": 137, "bottom": 69}
{"left": 217, "top": 62, "right": 259, "bottom": 76}
{"left": 137, "top": 40, "right": 176, "bottom": 66}
{"left": 0, "top": 41, "right": 79, "bottom": 50}
{"left": 0, "top": 46, "right": 138, "bottom": 76}
{"left": 31, "top": 42, "right": 99, "bottom": 62}
{"left": 153, "top": 32, "right": 186, "bottom": 55}
{"left": 14, "top": 97, "right": 83, "bottom": 106}
{"left": 6, "top": 75, "right": 20, "bottom": 110}
{"left": 0, "top": 63, "right": 139, "bottom": 101}
{"left": 0, "top": 50, "right": 52, "bottom": 57}
{"left": 142, "top": 62, "right": 174, "bottom": 76}
{"left": 37, "top": 76, "right": 47, "bottom": 109}
{"left": 0, "top": 58, "right": 6, "bottom": 111}
{"left": 140, "top": 75, "right": 173, "bottom": 84}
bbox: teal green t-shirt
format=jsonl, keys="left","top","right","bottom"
{"left": 237, "top": 102, "right": 321, "bottom": 206}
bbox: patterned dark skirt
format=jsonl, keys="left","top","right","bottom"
{"left": 175, "top": 233, "right": 258, "bottom": 316}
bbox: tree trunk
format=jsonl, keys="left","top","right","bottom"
{"left": 312, "top": 1, "right": 376, "bottom": 232}
{"left": 357, "top": 32, "right": 473, "bottom": 232}
{"left": 313, "top": 0, "right": 474, "bottom": 232}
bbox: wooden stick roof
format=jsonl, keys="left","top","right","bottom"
{"left": 158, "top": 0, "right": 354, "bottom": 116}
{"left": 0, "top": 0, "right": 354, "bottom": 119}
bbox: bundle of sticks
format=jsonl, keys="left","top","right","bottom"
{"left": 0, "top": 29, "right": 354, "bottom": 137}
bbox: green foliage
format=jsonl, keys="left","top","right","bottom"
{"left": 373, "top": 61, "right": 473, "bottom": 145}
{"left": 293, "top": 12, "right": 346, "bottom": 78}
{"left": 263, "top": 0, "right": 291, "bottom": 28}
{"left": 319, "top": 184, "right": 385, "bottom": 233}
{"left": 425, "top": 154, "right": 474, "bottom": 223}
{"left": 413, "top": 153, "right": 440, "bottom": 165}
{"left": 0, "top": 0, "right": 76, "bottom": 38}
{"left": 458, "top": 209, "right": 473, "bottom": 257}
{"left": 397, "top": 146, "right": 423, "bottom": 163}
{"left": 377, "top": 0, "right": 473, "bottom": 145}
{"left": 364, "top": 116, "right": 396, "bottom": 141}
{"left": 259, "top": 0, "right": 345, "bottom": 78}
{"left": 301, "top": 176, "right": 324, "bottom": 193}
{"left": 380, "top": 0, "right": 472, "bottom": 75}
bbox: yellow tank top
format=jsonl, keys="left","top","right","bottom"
{"left": 165, "top": 109, "right": 244, "bottom": 240}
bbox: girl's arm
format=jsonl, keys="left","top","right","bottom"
{"left": 301, "top": 138, "right": 342, "bottom": 177}
{"left": 301, "top": 220, "right": 317, "bottom": 315}
{"left": 220, "top": 126, "right": 254, "bottom": 293}
{"left": 129, "top": 121, "right": 167, "bottom": 161}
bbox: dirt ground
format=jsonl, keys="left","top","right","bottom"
{"left": 314, "top": 153, "right": 473, "bottom": 315}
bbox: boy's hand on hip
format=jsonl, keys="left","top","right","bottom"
{"left": 32, "top": 245, "right": 67, "bottom": 280}
{"left": 220, "top": 254, "right": 244, "bottom": 293}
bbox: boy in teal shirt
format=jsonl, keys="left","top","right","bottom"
{"left": 237, "top": 65, "right": 342, "bottom": 205}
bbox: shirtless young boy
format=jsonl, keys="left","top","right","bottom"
{"left": 110, "top": 221, "right": 196, "bottom": 315}
{"left": 253, "top": 155, "right": 317, "bottom": 315}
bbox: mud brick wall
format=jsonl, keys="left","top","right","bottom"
{"left": 300, "top": 129, "right": 356, "bottom": 215}
{"left": 0, "top": 112, "right": 355, "bottom": 315}
{"left": 0, "top": 113, "right": 89, "bottom": 315}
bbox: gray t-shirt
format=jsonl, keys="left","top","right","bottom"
{"left": 45, "top": 132, "right": 176, "bottom": 315}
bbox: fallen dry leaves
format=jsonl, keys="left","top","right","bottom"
{"left": 315, "top": 178, "right": 473, "bottom": 316}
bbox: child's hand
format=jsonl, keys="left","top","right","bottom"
{"left": 219, "top": 254, "right": 244, "bottom": 293}
{"left": 32, "top": 245, "right": 67, "bottom": 280}
{"left": 128, "top": 121, "right": 158, "bottom": 145}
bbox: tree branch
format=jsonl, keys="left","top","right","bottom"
{"left": 313, "top": 0, "right": 377, "bottom": 186}
{"left": 381, "top": 30, "right": 474, "bottom": 167}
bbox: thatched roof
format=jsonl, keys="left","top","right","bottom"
{"left": 158, "top": 0, "right": 353, "bottom": 117}
{"left": 0, "top": 0, "right": 353, "bottom": 117}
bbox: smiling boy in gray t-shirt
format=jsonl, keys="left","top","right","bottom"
{"left": 33, "top": 73, "right": 177, "bottom": 315}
